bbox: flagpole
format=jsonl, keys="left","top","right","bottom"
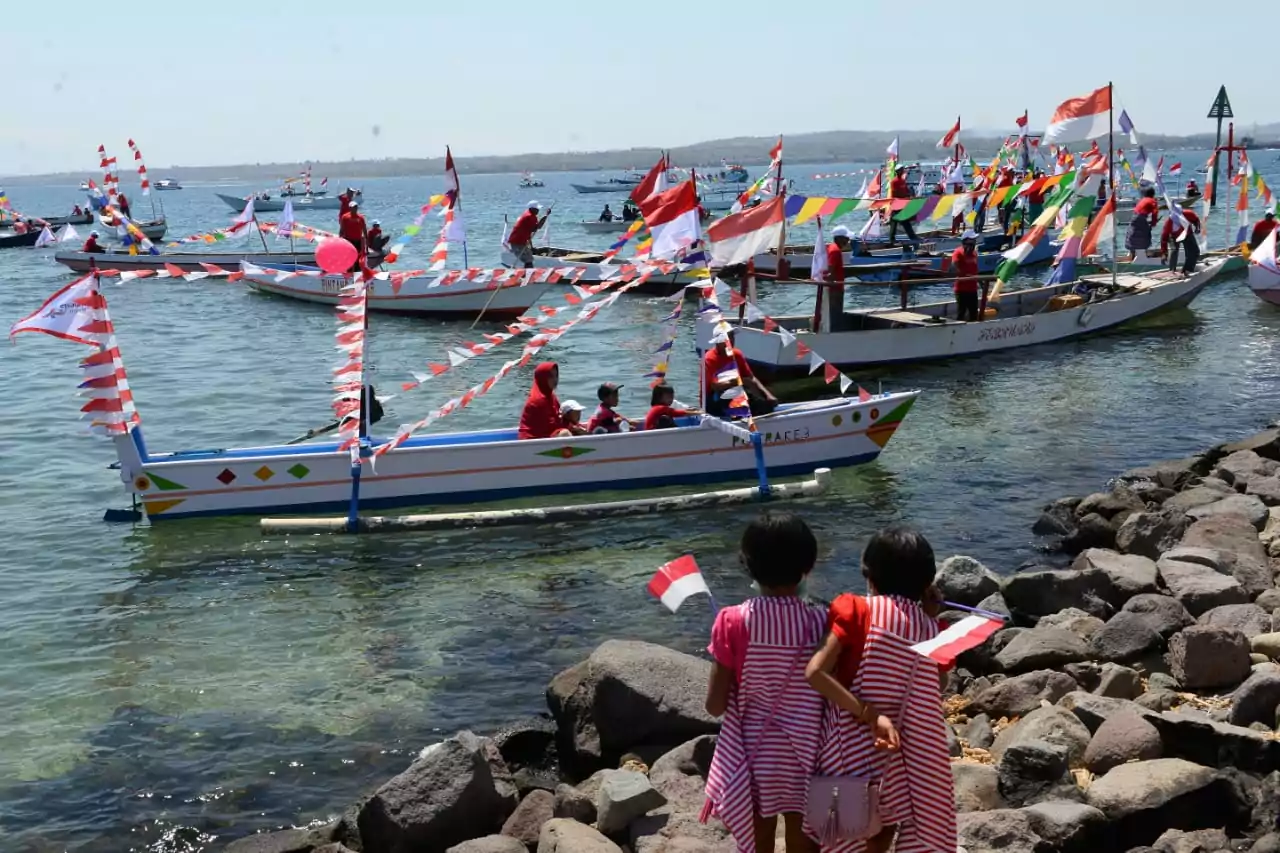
{"left": 773, "top": 139, "right": 787, "bottom": 280}
{"left": 1108, "top": 81, "right": 1117, "bottom": 288}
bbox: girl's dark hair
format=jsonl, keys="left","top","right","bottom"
{"left": 651, "top": 383, "right": 674, "bottom": 406}
{"left": 1142, "top": 187, "right": 1156, "bottom": 198}
{"left": 740, "top": 511, "right": 817, "bottom": 588}
{"left": 861, "top": 527, "right": 935, "bottom": 600}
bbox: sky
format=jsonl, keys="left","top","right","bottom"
{"left": 3, "top": 2, "right": 1269, "bottom": 176}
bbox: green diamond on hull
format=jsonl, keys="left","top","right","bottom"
{"left": 537, "top": 446, "right": 597, "bottom": 460}
{"left": 287, "top": 463, "right": 311, "bottom": 479}
{"left": 145, "top": 473, "right": 187, "bottom": 491}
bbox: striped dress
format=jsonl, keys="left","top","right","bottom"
{"left": 813, "top": 594, "right": 957, "bottom": 853}
{"left": 701, "top": 596, "right": 827, "bottom": 852}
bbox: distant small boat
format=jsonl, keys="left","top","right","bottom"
{"left": 155, "top": 179, "right": 183, "bottom": 191}
{"left": 98, "top": 214, "right": 167, "bottom": 241}
{"left": 79, "top": 181, "right": 91, "bottom": 191}
{"left": 0, "top": 229, "right": 41, "bottom": 249}
{"left": 576, "top": 219, "right": 641, "bottom": 234}
{"left": 217, "top": 192, "right": 353, "bottom": 213}
{"left": 519, "top": 173, "right": 545, "bottom": 188}
{"left": 29, "top": 211, "right": 94, "bottom": 227}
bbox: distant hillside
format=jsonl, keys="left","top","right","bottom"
{"left": 0, "top": 128, "right": 1258, "bottom": 185}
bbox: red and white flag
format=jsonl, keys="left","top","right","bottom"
{"left": 1043, "top": 85, "right": 1111, "bottom": 144}
{"left": 1015, "top": 110, "right": 1029, "bottom": 136}
{"left": 911, "top": 615, "right": 1003, "bottom": 667}
{"left": 639, "top": 180, "right": 701, "bottom": 260}
{"left": 630, "top": 154, "right": 670, "bottom": 205}
{"left": 9, "top": 273, "right": 104, "bottom": 346}
{"left": 647, "top": 555, "right": 710, "bottom": 612}
{"left": 1169, "top": 162, "right": 1183, "bottom": 177}
{"left": 320, "top": 177, "right": 329, "bottom": 187}
{"left": 707, "top": 196, "right": 785, "bottom": 267}
{"left": 444, "top": 145, "right": 461, "bottom": 203}
{"left": 1080, "top": 195, "right": 1116, "bottom": 257}
{"left": 937, "top": 116, "right": 960, "bottom": 150}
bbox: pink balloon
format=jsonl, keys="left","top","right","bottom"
{"left": 316, "top": 238, "right": 357, "bottom": 274}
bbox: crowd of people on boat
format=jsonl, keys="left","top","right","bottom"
{"left": 597, "top": 200, "right": 642, "bottom": 223}
{"left": 697, "top": 511, "right": 956, "bottom": 852}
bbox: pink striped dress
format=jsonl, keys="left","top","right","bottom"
{"left": 812, "top": 594, "right": 957, "bottom": 853}
{"left": 701, "top": 596, "right": 827, "bottom": 852}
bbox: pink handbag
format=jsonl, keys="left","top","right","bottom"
{"left": 805, "top": 647, "right": 920, "bottom": 843}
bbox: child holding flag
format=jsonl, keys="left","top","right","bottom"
{"left": 701, "top": 513, "right": 829, "bottom": 853}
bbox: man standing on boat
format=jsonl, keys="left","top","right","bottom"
{"left": 81, "top": 231, "right": 106, "bottom": 254}
{"left": 339, "top": 187, "right": 358, "bottom": 219}
{"left": 887, "top": 165, "right": 918, "bottom": 246}
{"left": 952, "top": 230, "right": 982, "bottom": 322}
{"left": 508, "top": 201, "right": 549, "bottom": 269}
{"left": 815, "top": 225, "right": 852, "bottom": 333}
{"left": 1250, "top": 210, "right": 1277, "bottom": 250}
{"left": 703, "top": 331, "right": 776, "bottom": 418}
{"left": 116, "top": 191, "right": 131, "bottom": 220}
{"left": 1160, "top": 207, "right": 1201, "bottom": 275}
{"left": 340, "top": 201, "right": 368, "bottom": 264}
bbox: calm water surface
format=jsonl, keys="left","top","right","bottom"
{"left": 2, "top": 159, "right": 1279, "bottom": 850}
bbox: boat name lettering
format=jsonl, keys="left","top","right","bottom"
{"left": 977, "top": 320, "right": 1036, "bottom": 342}
{"left": 321, "top": 277, "right": 343, "bottom": 294}
{"left": 731, "top": 427, "right": 811, "bottom": 447}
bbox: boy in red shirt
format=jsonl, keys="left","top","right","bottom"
{"left": 644, "top": 383, "right": 698, "bottom": 431}
{"left": 951, "top": 230, "right": 981, "bottom": 321}
{"left": 1160, "top": 209, "right": 1202, "bottom": 274}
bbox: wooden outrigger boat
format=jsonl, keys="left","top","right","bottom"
{"left": 705, "top": 260, "right": 1226, "bottom": 378}
{"left": 109, "top": 393, "right": 919, "bottom": 522}
{"left": 241, "top": 263, "right": 551, "bottom": 319}
{"left": 99, "top": 214, "right": 166, "bottom": 241}
{"left": 0, "top": 229, "right": 41, "bottom": 249}
{"left": 216, "top": 192, "right": 353, "bottom": 213}
{"left": 53, "top": 249, "right": 321, "bottom": 274}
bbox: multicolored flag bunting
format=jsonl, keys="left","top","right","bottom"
{"left": 731, "top": 138, "right": 782, "bottom": 214}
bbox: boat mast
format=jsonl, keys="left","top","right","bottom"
{"left": 773, "top": 138, "right": 787, "bottom": 279}
{"left": 1108, "top": 81, "right": 1116, "bottom": 287}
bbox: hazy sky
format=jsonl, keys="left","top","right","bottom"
{"left": 3, "top": 2, "right": 1266, "bottom": 176}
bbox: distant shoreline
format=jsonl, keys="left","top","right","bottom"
{"left": 2, "top": 128, "right": 1265, "bottom": 186}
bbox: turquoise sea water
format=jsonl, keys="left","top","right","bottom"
{"left": 2, "top": 157, "right": 1280, "bottom": 850}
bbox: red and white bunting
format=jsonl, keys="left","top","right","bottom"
{"left": 127, "top": 139, "right": 151, "bottom": 195}
{"left": 429, "top": 206, "right": 454, "bottom": 271}
{"left": 331, "top": 274, "right": 368, "bottom": 463}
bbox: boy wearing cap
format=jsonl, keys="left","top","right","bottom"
{"left": 559, "top": 400, "right": 589, "bottom": 436}
{"left": 952, "top": 231, "right": 981, "bottom": 321}
{"left": 586, "top": 382, "right": 637, "bottom": 434}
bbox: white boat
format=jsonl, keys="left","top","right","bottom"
{"left": 1247, "top": 261, "right": 1280, "bottom": 305}
{"left": 216, "top": 192, "right": 354, "bottom": 213}
{"left": 108, "top": 392, "right": 920, "bottom": 522}
{"left": 703, "top": 260, "right": 1226, "bottom": 376}
{"left": 54, "top": 249, "right": 319, "bottom": 274}
{"left": 241, "top": 263, "right": 551, "bottom": 319}
{"left": 576, "top": 219, "right": 641, "bottom": 234}
{"left": 97, "top": 214, "right": 167, "bottom": 241}
{"left": 155, "top": 179, "right": 183, "bottom": 191}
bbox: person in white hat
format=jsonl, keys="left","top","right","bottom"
{"left": 951, "top": 230, "right": 982, "bottom": 321}
{"left": 507, "top": 200, "right": 550, "bottom": 269}
{"left": 559, "top": 399, "right": 588, "bottom": 435}
{"left": 816, "top": 225, "right": 854, "bottom": 332}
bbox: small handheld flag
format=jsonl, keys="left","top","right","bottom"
{"left": 910, "top": 615, "right": 1003, "bottom": 668}
{"left": 648, "top": 555, "right": 711, "bottom": 612}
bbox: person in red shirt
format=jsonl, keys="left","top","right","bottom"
{"left": 703, "top": 331, "right": 776, "bottom": 417}
{"left": 507, "top": 201, "right": 549, "bottom": 268}
{"left": 1160, "top": 208, "right": 1202, "bottom": 274}
{"left": 339, "top": 201, "right": 368, "bottom": 266}
{"left": 644, "top": 383, "right": 698, "bottom": 430}
{"left": 517, "top": 362, "right": 566, "bottom": 440}
{"left": 951, "top": 230, "right": 982, "bottom": 322}
{"left": 1250, "top": 211, "right": 1277, "bottom": 250}
{"left": 82, "top": 231, "right": 106, "bottom": 254}
{"left": 887, "top": 165, "right": 917, "bottom": 246}
{"left": 814, "top": 225, "right": 851, "bottom": 332}
{"left": 338, "top": 187, "right": 358, "bottom": 219}
{"left": 1124, "top": 187, "right": 1160, "bottom": 261}
{"left": 116, "top": 191, "right": 131, "bottom": 220}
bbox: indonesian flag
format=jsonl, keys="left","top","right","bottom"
{"left": 1043, "top": 85, "right": 1111, "bottom": 144}
{"left": 630, "top": 154, "right": 669, "bottom": 204}
{"left": 444, "top": 145, "right": 460, "bottom": 206}
{"left": 1169, "top": 162, "right": 1182, "bottom": 177}
{"left": 768, "top": 136, "right": 782, "bottom": 164}
{"left": 320, "top": 177, "right": 329, "bottom": 188}
{"left": 647, "top": 555, "right": 709, "bottom": 612}
{"left": 9, "top": 274, "right": 103, "bottom": 346}
{"left": 911, "top": 615, "right": 1003, "bottom": 668}
{"left": 235, "top": 196, "right": 257, "bottom": 225}
{"left": 639, "top": 180, "right": 701, "bottom": 260}
{"left": 1080, "top": 195, "right": 1116, "bottom": 257}
{"left": 707, "top": 196, "right": 785, "bottom": 267}
{"left": 937, "top": 117, "right": 960, "bottom": 149}
{"left": 1015, "top": 110, "right": 1029, "bottom": 136}
{"left": 443, "top": 146, "right": 466, "bottom": 243}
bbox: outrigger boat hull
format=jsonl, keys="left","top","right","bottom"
{"left": 216, "top": 193, "right": 351, "bottom": 212}
{"left": 112, "top": 393, "right": 920, "bottom": 521}
{"left": 1248, "top": 260, "right": 1280, "bottom": 305}
{"left": 713, "top": 260, "right": 1225, "bottom": 376}
{"left": 0, "top": 230, "right": 41, "bottom": 248}
{"left": 242, "top": 264, "right": 550, "bottom": 318}
{"left": 53, "top": 250, "right": 320, "bottom": 273}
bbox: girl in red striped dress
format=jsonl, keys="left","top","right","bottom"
{"left": 805, "top": 528, "right": 956, "bottom": 853}
{"left": 702, "top": 512, "right": 844, "bottom": 853}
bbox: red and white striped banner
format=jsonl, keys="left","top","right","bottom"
{"left": 127, "top": 139, "right": 150, "bottom": 195}
{"left": 331, "top": 274, "right": 368, "bottom": 463}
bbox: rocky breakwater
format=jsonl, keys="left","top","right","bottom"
{"left": 220, "top": 428, "right": 1280, "bottom": 853}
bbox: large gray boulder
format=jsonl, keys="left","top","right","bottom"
{"left": 956, "top": 809, "right": 1051, "bottom": 853}
{"left": 359, "top": 732, "right": 519, "bottom": 853}
{"left": 1215, "top": 449, "right": 1280, "bottom": 488}
{"left": 536, "top": 819, "right": 622, "bottom": 853}
{"left": 1166, "top": 543, "right": 1273, "bottom": 600}
{"left": 1157, "top": 556, "right": 1248, "bottom": 617}
{"left": 1119, "top": 456, "right": 1208, "bottom": 491}
{"left": 937, "top": 555, "right": 1002, "bottom": 606}
{"left": 1247, "top": 475, "right": 1280, "bottom": 507}
{"left": 551, "top": 784, "right": 595, "bottom": 825}
{"left": 1180, "top": 515, "right": 1271, "bottom": 581}
{"left": 1023, "top": 801, "right": 1107, "bottom": 853}
{"left": 223, "top": 826, "right": 339, "bottom": 853}
{"left": 1037, "top": 608, "right": 1105, "bottom": 641}
{"left": 1257, "top": 588, "right": 1280, "bottom": 611}
{"left": 997, "top": 739, "right": 1069, "bottom": 806}
{"left": 1186, "top": 495, "right": 1270, "bottom": 529}
{"left": 953, "top": 762, "right": 1004, "bottom": 812}
{"left": 595, "top": 770, "right": 667, "bottom": 835}
{"left": 546, "top": 641, "right": 718, "bottom": 775}
{"left": 500, "top": 790, "right": 554, "bottom": 851}
{"left": 1151, "top": 828, "right": 1231, "bottom": 853}
{"left": 647, "top": 735, "right": 714, "bottom": 815}
{"left": 968, "top": 670, "right": 1079, "bottom": 719}
{"left": 1057, "top": 692, "right": 1148, "bottom": 733}
{"left": 1167, "top": 625, "right": 1253, "bottom": 690}
{"left": 449, "top": 837, "right": 529, "bottom": 853}
{"left": 1199, "top": 603, "right": 1274, "bottom": 639}
{"left": 992, "top": 704, "right": 1091, "bottom": 767}
{"left": 1095, "top": 663, "right": 1144, "bottom": 700}
{"left": 1145, "top": 711, "right": 1280, "bottom": 775}
{"left": 1076, "top": 489, "right": 1145, "bottom": 520}
{"left": 1165, "top": 485, "right": 1238, "bottom": 515}
{"left": 1085, "top": 758, "right": 1251, "bottom": 849}
{"left": 1255, "top": 632, "right": 1280, "bottom": 659}
{"left": 1002, "top": 569, "right": 1114, "bottom": 620}
{"left": 1072, "top": 549, "right": 1160, "bottom": 603}
{"left": 1089, "top": 611, "right": 1164, "bottom": 662}
{"left": 1230, "top": 673, "right": 1280, "bottom": 728}
{"left": 629, "top": 811, "right": 734, "bottom": 853}
{"left": 1083, "top": 712, "right": 1163, "bottom": 774}
{"left": 1061, "top": 512, "right": 1119, "bottom": 554}
{"left": 1123, "top": 594, "right": 1196, "bottom": 639}
{"left": 996, "top": 628, "right": 1090, "bottom": 673}
{"left": 1116, "top": 509, "right": 1191, "bottom": 561}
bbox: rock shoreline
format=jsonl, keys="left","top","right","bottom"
{"left": 224, "top": 427, "right": 1280, "bottom": 853}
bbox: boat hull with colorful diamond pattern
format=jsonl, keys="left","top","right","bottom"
{"left": 112, "top": 392, "right": 919, "bottom": 521}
